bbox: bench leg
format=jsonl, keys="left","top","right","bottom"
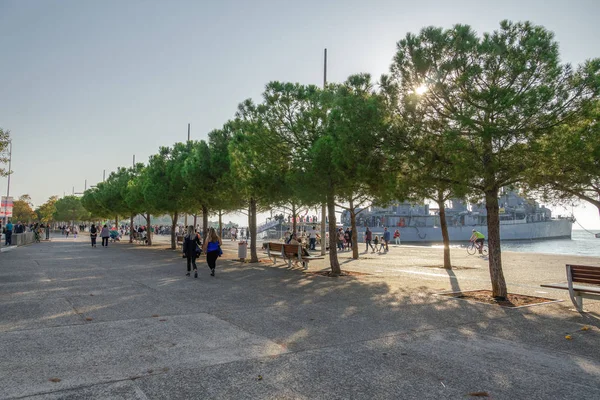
{"left": 303, "top": 261, "right": 308, "bottom": 270}
{"left": 288, "top": 258, "right": 292, "bottom": 268}
{"left": 573, "top": 295, "right": 583, "bottom": 312}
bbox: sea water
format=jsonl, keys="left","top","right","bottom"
{"left": 430, "top": 229, "right": 600, "bottom": 257}
{"left": 499, "top": 229, "right": 600, "bottom": 257}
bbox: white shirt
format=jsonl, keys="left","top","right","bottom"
{"left": 309, "top": 228, "right": 317, "bottom": 239}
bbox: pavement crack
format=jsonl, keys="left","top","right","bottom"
{"left": 63, "top": 297, "right": 87, "bottom": 322}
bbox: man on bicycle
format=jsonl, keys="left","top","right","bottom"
{"left": 469, "top": 229, "right": 485, "bottom": 254}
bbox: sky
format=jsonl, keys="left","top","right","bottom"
{"left": 1, "top": 0, "right": 599, "bottom": 228}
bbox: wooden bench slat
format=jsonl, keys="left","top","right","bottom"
{"left": 572, "top": 271, "right": 600, "bottom": 279}
{"left": 572, "top": 269, "right": 600, "bottom": 276}
{"left": 571, "top": 278, "right": 600, "bottom": 285}
{"left": 568, "top": 265, "right": 600, "bottom": 272}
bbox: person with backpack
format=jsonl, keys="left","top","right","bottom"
{"left": 90, "top": 224, "right": 98, "bottom": 247}
{"left": 202, "top": 227, "right": 222, "bottom": 277}
{"left": 183, "top": 225, "right": 202, "bottom": 278}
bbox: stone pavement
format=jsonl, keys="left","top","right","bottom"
{"left": 1, "top": 236, "right": 599, "bottom": 399}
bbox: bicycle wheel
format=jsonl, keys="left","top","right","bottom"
{"left": 481, "top": 245, "right": 489, "bottom": 256}
{"left": 466, "top": 243, "right": 476, "bottom": 255}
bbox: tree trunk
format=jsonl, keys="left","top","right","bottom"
{"left": 146, "top": 213, "right": 152, "bottom": 245}
{"left": 115, "top": 215, "right": 118, "bottom": 229}
{"left": 320, "top": 203, "right": 327, "bottom": 255}
{"left": 202, "top": 205, "right": 208, "bottom": 240}
{"left": 327, "top": 190, "right": 341, "bottom": 275}
{"left": 292, "top": 204, "right": 297, "bottom": 233}
{"left": 350, "top": 199, "right": 359, "bottom": 259}
{"left": 437, "top": 191, "right": 451, "bottom": 270}
{"left": 218, "top": 210, "right": 223, "bottom": 239}
{"left": 170, "top": 212, "right": 178, "bottom": 249}
{"left": 249, "top": 197, "right": 258, "bottom": 263}
{"left": 485, "top": 188, "right": 507, "bottom": 300}
{"left": 193, "top": 214, "right": 197, "bottom": 230}
{"left": 129, "top": 215, "right": 134, "bottom": 243}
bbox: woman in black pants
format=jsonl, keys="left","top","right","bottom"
{"left": 90, "top": 224, "right": 98, "bottom": 247}
{"left": 202, "top": 227, "right": 222, "bottom": 277}
{"left": 183, "top": 225, "right": 201, "bottom": 278}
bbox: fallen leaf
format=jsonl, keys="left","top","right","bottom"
{"left": 581, "top": 326, "right": 589, "bottom": 331}
{"left": 468, "top": 392, "right": 489, "bottom": 397}
{"left": 152, "top": 314, "right": 160, "bottom": 318}
{"left": 257, "top": 375, "right": 263, "bottom": 381}
{"left": 49, "top": 378, "right": 61, "bottom": 383}
{"left": 85, "top": 317, "right": 93, "bottom": 321}
{"left": 565, "top": 335, "right": 572, "bottom": 340}
{"left": 159, "top": 319, "right": 167, "bottom": 322}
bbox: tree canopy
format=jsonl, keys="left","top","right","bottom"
{"left": 76, "top": 20, "right": 599, "bottom": 290}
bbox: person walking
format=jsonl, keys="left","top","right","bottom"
{"left": 365, "top": 227, "right": 374, "bottom": 252}
{"left": 90, "top": 224, "right": 98, "bottom": 247}
{"left": 45, "top": 223, "right": 50, "bottom": 240}
{"left": 337, "top": 228, "right": 345, "bottom": 251}
{"left": 373, "top": 235, "right": 380, "bottom": 253}
{"left": 72, "top": 225, "right": 78, "bottom": 240}
{"left": 308, "top": 226, "right": 317, "bottom": 250}
{"left": 383, "top": 227, "right": 391, "bottom": 252}
{"left": 65, "top": 226, "right": 70, "bottom": 238}
{"left": 202, "top": 227, "right": 222, "bottom": 277}
{"left": 344, "top": 228, "right": 352, "bottom": 251}
{"left": 183, "top": 225, "right": 201, "bottom": 278}
{"left": 100, "top": 224, "right": 110, "bottom": 247}
{"left": 4, "top": 220, "right": 13, "bottom": 246}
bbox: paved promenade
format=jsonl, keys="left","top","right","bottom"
{"left": 1, "top": 236, "right": 599, "bottom": 399}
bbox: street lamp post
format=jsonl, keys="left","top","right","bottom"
{"left": 3, "top": 140, "right": 12, "bottom": 226}
{"left": 184, "top": 123, "right": 190, "bottom": 228}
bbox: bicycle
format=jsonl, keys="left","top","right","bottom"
{"left": 466, "top": 240, "right": 488, "bottom": 256}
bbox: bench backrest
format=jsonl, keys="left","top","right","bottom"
{"left": 567, "top": 264, "right": 600, "bottom": 285}
{"left": 283, "top": 244, "right": 302, "bottom": 257}
{"left": 267, "top": 242, "right": 283, "bottom": 252}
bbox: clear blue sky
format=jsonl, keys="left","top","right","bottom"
{"left": 1, "top": 0, "right": 599, "bottom": 228}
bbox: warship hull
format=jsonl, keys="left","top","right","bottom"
{"left": 370, "top": 219, "right": 572, "bottom": 243}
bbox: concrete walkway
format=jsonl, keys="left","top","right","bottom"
{"left": 1, "top": 236, "right": 599, "bottom": 399}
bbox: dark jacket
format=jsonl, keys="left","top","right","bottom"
{"left": 183, "top": 233, "right": 201, "bottom": 258}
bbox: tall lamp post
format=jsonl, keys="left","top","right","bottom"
{"left": 3, "top": 140, "right": 12, "bottom": 226}
{"left": 320, "top": 49, "right": 327, "bottom": 255}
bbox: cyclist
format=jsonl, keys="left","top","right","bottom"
{"left": 469, "top": 229, "right": 485, "bottom": 254}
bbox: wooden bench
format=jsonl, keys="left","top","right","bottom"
{"left": 541, "top": 264, "right": 600, "bottom": 312}
{"left": 264, "top": 242, "right": 324, "bottom": 270}
{"left": 176, "top": 235, "right": 184, "bottom": 248}
{"left": 131, "top": 231, "right": 147, "bottom": 244}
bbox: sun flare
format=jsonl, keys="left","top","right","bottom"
{"left": 415, "top": 85, "right": 428, "bottom": 95}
